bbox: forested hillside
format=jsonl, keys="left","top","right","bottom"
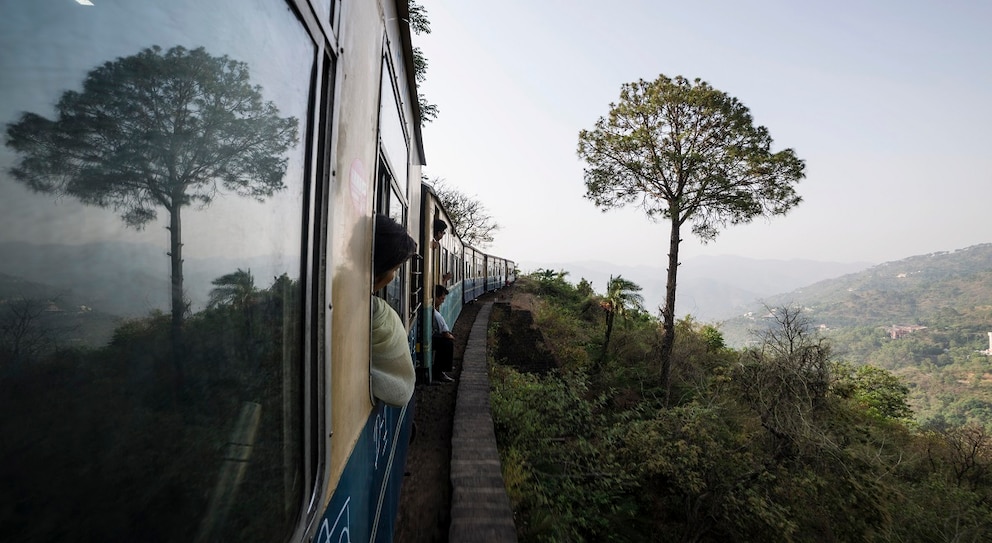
{"left": 721, "top": 243, "right": 992, "bottom": 342}
{"left": 719, "top": 243, "right": 992, "bottom": 428}
{"left": 489, "top": 272, "right": 992, "bottom": 541}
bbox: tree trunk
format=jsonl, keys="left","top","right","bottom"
{"left": 659, "top": 216, "right": 681, "bottom": 404}
{"left": 601, "top": 311, "right": 615, "bottom": 365}
{"left": 168, "top": 204, "right": 185, "bottom": 393}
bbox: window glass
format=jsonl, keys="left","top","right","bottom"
{"left": 384, "top": 256, "right": 405, "bottom": 317}
{"left": 388, "top": 185, "right": 405, "bottom": 226}
{"left": 375, "top": 167, "right": 407, "bottom": 322}
{"left": 0, "top": 1, "right": 313, "bottom": 541}
{"left": 379, "top": 61, "right": 408, "bottom": 199}
{"left": 383, "top": 186, "right": 406, "bottom": 318}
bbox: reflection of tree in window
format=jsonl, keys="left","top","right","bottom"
{"left": 4, "top": 45, "right": 299, "bottom": 391}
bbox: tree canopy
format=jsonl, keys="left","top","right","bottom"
{"left": 429, "top": 177, "right": 500, "bottom": 247}
{"left": 5, "top": 45, "right": 299, "bottom": 388}
{"left": 408, "top": 1, "right": 438, "bottom": 123}
{"left": 577, "top": 74, "right": 805, "bottom": 397}
{"left": 578, "top": 75, "right": 804, "bottom": 241}
{"left": 6, "top": 45, "right": 298, "bottom": 226}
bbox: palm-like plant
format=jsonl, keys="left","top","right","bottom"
{"left": 208, "top": 268, "right": 257, "bottom": 310}
{"left": 600, "top": 275, "right": 644, "bottom": 363}
{"left": 208, "top": 268, "right": 260, "bottom": 369}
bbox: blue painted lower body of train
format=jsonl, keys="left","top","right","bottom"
{"left": 0, "top": 1, "right": 515, "bottom": 542}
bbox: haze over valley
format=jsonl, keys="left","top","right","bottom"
{"left": 530, "top": 256, "right": 873, "bottom": 323}
{"left": 531, "top": 242, "right": 992, "bottom": 352}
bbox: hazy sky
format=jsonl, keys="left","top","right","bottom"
{"left": 0, "top": 0, "right": 312, "bottom": 262}
{"left": 414, "top": 0, "right": 992, "bottom": 270}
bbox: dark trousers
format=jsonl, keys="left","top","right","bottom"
{"left": 432, "top": 335, "right": 454, "bottom": 377}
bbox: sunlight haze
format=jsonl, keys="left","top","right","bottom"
{"left": 415, "top": 0, "right": 992, "bottom": 271}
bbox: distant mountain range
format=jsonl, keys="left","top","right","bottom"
{"left": 7, "top": 241, "right": 989, "bottom": 351}
{"left": 719, "top": 243, "right": 992, "bottom": 346}
{"left": 532, "top": 243, "right": 992, "bottom": 348}
{"left": 0, "top": 241, "right": 297, "bottom": 318}
{"left": 527, "top": 256, "right": 874, "bottom": 322}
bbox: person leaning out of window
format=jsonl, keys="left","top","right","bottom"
{"left": 370, "top": 214, "right": 417, "bottom": 407}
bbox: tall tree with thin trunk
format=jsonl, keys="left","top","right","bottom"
{"left": 5, "top": 45, "right": 299, "bottom": 390}
{"left": 578, "top": 75, "right": 805, "bottom": 399}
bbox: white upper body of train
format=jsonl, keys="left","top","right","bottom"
{"left": 0, "top": 1, "right": 512, "bottom": 542}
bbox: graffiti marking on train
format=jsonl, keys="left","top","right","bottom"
{"left": 316, "top": 497, "right": 351, "bottom": 543}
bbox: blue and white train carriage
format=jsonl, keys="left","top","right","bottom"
{"left": 417, "top": 183, "right": 515, "bottom": 383}
{"left": 0, "top": 1, "right": 517, "bottom": 541}
{"left": 0, "top": 1, "right": 413, "bottom": 541}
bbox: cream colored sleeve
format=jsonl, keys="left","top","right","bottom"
{"left": 370, "top": 297, "right": 416, "bottom": 406}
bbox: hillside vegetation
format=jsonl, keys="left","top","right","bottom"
{"left": 1, "top": 271, "right": 301, "bottom": 541}
{"left": 722, "top": 244, "right": 992, "bottom": 341}
{"left": 489, "top": 271, "right": 992, "bottom": 542}
{"left": 721, "top": 243, "right": 992, "bottom": 429}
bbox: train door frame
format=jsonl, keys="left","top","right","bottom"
{"left": 321, "top": 19, "right": 420, "bottom": 543}
{"left": 302, "top": 20, "right": 336, "bottom": 543}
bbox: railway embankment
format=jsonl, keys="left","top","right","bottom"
{"left": 398, "top": 285, "right": 553, "bottom": 542}
{"left": 396, "top": 289, "right": 523, "bottom": 543}
{"left": 448, "top": 301, "right": 517, "bottom": 542}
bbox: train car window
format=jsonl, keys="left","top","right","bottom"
{"left": 375, "top": 163, "right": 405, "bottom": 226}
{"left": 0, "top": 2, "right": 315, "bottom": 541}
{"left": 388, "top": 185, "right": 406, "bottom": 226}
{"left": 375, "top": 162, "right": 408, "bottom": 320}
{"left": 378, "top": 60, "right": 409, "bottom": 200}
{"left": 373, "top": 51, "right": 410, "bottom": 324}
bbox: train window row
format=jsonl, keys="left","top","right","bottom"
{"left": 0, "top": 1, "right": 498, "bottom": 541}
{"left": 0, "top": 0, "right": 332, "bottom": 541}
